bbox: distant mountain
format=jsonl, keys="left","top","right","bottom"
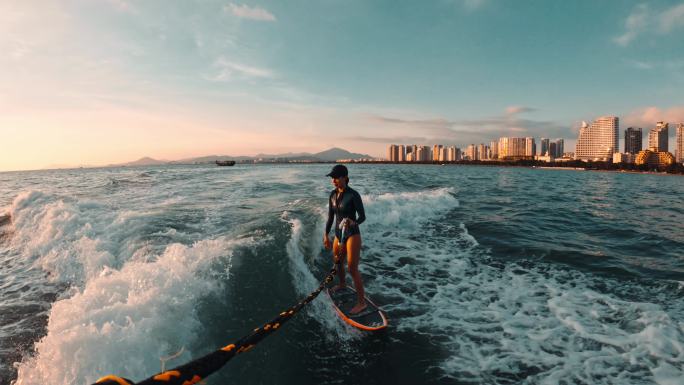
{"left": 118, "top": 147, "right": 374, "bottom": 166}
{"left": 120, "top": 157, "right": 168, "bottom": 166}
{"left": 253, "top": 151, "right": 311, "bottom": 159}
{"left": 311, "top": 147, "right": 371, "bottom": 161}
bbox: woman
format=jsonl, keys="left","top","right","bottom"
{"left": 323, "top": 164, "right": 367, "bottom": 314}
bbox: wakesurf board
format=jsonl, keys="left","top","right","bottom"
{"left": 327, "top": 286, "right": 388, "bottom": 331}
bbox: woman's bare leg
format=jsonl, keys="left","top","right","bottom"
{"left": 347, "top": 234, "right": 366, "bottom": 314}
{"left": 332, "top": 237, "right": 346, "bottom": 290}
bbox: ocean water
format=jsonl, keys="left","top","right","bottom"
{"left": 0, "top": 164, "right": 682, "bottom": 385}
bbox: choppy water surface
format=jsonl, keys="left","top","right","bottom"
{"left": 0, "top": 164, "right": 682, "bottom": 385}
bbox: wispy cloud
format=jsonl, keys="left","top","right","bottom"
{"left": 659, "top": 3, "right": 684, "bottom": 33}
{"left": 614, "top": 3, "right": 684, "bottom": 46}
{"left": 623, "top": 59, "right": 654, "bottom": 70}
{"left": 506, "top": 106, "right": 536, "bottom": 115}
{"left": 225, "top": 3, "right": 276, "bottom": 21}
{"left": 208, "top": 57, "right": 275, "bottom": 81}
{"left": 360, "top": 106, "right": 571, "bottom": 146}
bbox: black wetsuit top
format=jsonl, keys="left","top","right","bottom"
{"left": 325, "top": 186, "right": 366, "bottom": 240}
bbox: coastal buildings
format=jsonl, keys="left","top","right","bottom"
{"left": 625, "top": 127, "right": 642, "bottom": 154}
{"left": 553, "top": 139, "right": 564, "bottom": 158}
{"left": 613, "top": 152, "right": 635, "bottom": 164}
{"left": 575, "top": 116, "right": 619, "bottom": 161}
{"left": 525, "top": 138, "right": 536, "bottom": 158}
{"left": 447, "top": 146, "right": 460, "bottom": 161}
{"left": 635, "top": 150, "right": 675, "bottom": 167}
{"left": 648, "top": 122, "right": 669, "bottom": 152}
{"left": 465, "top": 144, "right": 477, "bottom": 160}
{"left": 388, "top": 145, "right": 398, "bottom": 162}
{"left": 490, "top": 140, "right": 499, "bottom": 159}
{"left": 384, "top": 117, "right": 679, "bottom": 169}
{"left": 540, "top": 138, "right": 549, "bottom": 156}
{"left": 432, "top": 145, "right": 443, "bottom": 161}
{"left": 477, "top": 144, "right": 490, "bottom": 160}
{"left": 677, "top": 123, "right": 684, "bottom": 164}
{"left": 498, "top": 137, "right": 533, "bottom": 160}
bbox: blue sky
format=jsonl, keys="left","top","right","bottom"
{"left": 2, "top": 0, "right": 684, "bottom": 170}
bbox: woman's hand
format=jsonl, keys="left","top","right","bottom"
{"left": 323, "top": 234, "right": 331, "bottom": 250}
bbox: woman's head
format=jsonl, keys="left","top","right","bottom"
{"left": 326, "top": 164, "right": 349, "bottom": 189}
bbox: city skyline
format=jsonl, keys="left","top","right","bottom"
{"left": 2, "top": 1, "right": 684, "bottom": 172}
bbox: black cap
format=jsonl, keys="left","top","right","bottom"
{"left": 326, "top": 164, "right": 348, "bottom": 178}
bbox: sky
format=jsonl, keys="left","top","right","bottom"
{"left": 1, "top": 0, "right": 684, "bottom": 171}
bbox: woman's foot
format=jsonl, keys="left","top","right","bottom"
{"left": 349, "top": 302, "right": 367, "bottom": 314}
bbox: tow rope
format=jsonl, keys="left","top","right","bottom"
{"left": 92, "top": 261, "right": 339, "bottom": 385}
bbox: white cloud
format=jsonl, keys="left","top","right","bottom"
{"left": 224, "top": 3, "right": 276, "bottom": 21}
{"left": 505, "top": 106, "right": 536, "bottom": 115}
{"left": 615, "top": 2, "right": 684, "bottom": 46}
{"left": 624, "top": 105, "right": 684, "bottom": 128}
{"left": 660, "top": 3, "right": 684, "bottom": 32}
{"left": 208, "top": 57, "right": 274, "bottom": 81}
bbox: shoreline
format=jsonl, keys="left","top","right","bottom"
{"left": 2, "top": 160, "right": 682, "bottom": 177}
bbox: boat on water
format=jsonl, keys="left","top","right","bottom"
{"left": 215, "top": 160, "right": 236, "bottom": 166}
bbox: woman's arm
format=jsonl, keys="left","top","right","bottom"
{"left": 325, "top": 194, "right": 335, "bottom": 234}
{"left": 353, "top": 191, "right": 366, "bottom": 225}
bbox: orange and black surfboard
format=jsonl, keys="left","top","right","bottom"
{"left": 327, "top": 286, "right": 388, "bottom": 331}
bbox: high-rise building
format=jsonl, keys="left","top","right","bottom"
{"left": 625, "top": 127, "right": 642, "bottom": 154}
{"left": 421, "top": 145, "right": 431, "bottom": 161}
{"left": 490, "top": 140, "right": 499, "bottom": 159}
{"left": 465, "top": 144, "right": 477, "bottom": 160}
{"left": 432, "top": 145, "right": 443, "bottom": 161}
{"left": 387, "top": 144, "right": 398, "bottom": 162}
{"left": 648, "top": 122, "right": 669, "bottom": 152}
{"left": 549, "top": 142, "right": 557, "bottom": 159}
{"left": 677, "top": 123, "right": 684, "bottom": 164}
{"left": 540, "top": 138, "right": 550, "bottom": 156}
{"left": 416, "top": 146, "right": 425, "bottom": 162}
{"left": 554, "top": 139, "right": 564, "bottom": 158}
{"left": 477, "top": 144, "right": 489, "bottom": 160}
{"left": 438, "top": 147, "right": 448, "bottom": 162}
{"left": 575, "top": 116, "right": 619, "bottom": 161}
{"left": 498, "top": 137, "right": 530, "bottom": 160}
{"left": 447, "top": 146, "right": 458, "bottom": 161}
{"left": 525, "top": 137, "right": 536, "bottom": 157}
{"left": 398, "top": 145, "right": 406, "bottom": 162}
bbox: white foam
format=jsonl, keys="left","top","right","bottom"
{"left": 354, "top": 186, "right": 684, "bottom": 383}
{"left": 13, "top": 236, "right": 250, "bottom": 385}
{"left": 8, "top": 191, "right": 119, "bottom": 285}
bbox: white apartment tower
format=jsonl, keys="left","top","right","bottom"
{"left": 490, "top": 140, "right": 499, "bottom": 159}
{"left": 398, "top": 145, "right": 406, "bottom": 162}
{"left": 477, "top": 144, "right": 488, "bottom": 160}
{"left": 447, "top": 146, "right": 457, "bottom": 161}
{"left": 432, "top": 145, "right": 443, "bottom": 161}
{"left": 648, "top": 122, "right": 669, "bottom": 152}
{"left": 465, "top": 144, "right": 477, "bottom": 160}
{"left": 387, "top": 144, "right": 398, "bottom": 162}
{"left": 575, "top": 116, "right": 619, "bottom": 161}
